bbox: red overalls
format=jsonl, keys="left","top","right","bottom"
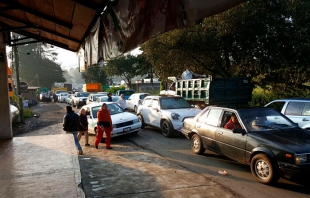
{"left": 95, "top": 108, "right": 113, "bottom": 148}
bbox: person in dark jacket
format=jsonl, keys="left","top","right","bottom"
{"left": 63, "top": 106, "right": 83, "bottom": 155}
{"left": 78, "top": 108, "right": 90, "bottom": 146}
{"left": 107, "top": 93, "right": 112, "bottom": 102}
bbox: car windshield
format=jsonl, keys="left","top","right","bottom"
{"left": 160, "top": 97, "right": 191, "bottom": 109}
{"left": 98, "top": 96, "right": 120, "bottom": 102}
{"left": 77, "top": 92, "right": 90, "bottom": 97}
{"left": 91, "top": 103, "right": 124, "bottom": 118}
{"left": 238, "top": 108, "right": 296, "bottom": 131}
{"left": 93, "top": 94, "right": 105, "bottom": 101}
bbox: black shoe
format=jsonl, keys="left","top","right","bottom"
{"left": 106, "top": 147, "right": 113, "bottom": 149}
{"left": 85, "top": 144, "right": 90, "bottom": 146}
{"left": 95, "top": 146, "right": 98, "bottom": 149}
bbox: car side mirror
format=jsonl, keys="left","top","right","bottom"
{"left": 233, "top": 128, "right": 246, "bottom": 135}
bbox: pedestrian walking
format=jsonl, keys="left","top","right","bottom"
{"left": 78, "top": 108, "right": 90, "bottom": 146}
{"left": 107, "top": 92, "right": 112, "bottom": 102}
{"left": 95, "top": 103, "right": 113, "bottom": 149}
{"left": 63, "top": 106, "right": 83, "bottom": 155}
{"left": 23, "top": 98, "right": 29, "bottom": 109}
{"left": 116, "top": 94, "right": 127, "bottom": 111}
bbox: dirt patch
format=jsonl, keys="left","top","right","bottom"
{"left": 13, "top": 102, "right": 65, "bottom": 136}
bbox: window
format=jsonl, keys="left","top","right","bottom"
{"left": 206, "top": 109, "right": 222, "bottom": 126}
{"left": 285, "top": 102, "right": 305, "bottom": 115}
{"left": 265, "top": 101, "right": 285, "bottom": 112}
{"left": 302, "top": 102, "right": 310, "bottom": 115}
{"left": 151, "top": 99, "right": 159, "bottom": 109}
{"left": 143, "top": 98, "right": 152, "bottom": 106}
{"left": 197, "top": 108, "right": 209, "bottom": 123}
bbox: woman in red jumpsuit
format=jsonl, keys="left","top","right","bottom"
{"left": 95, "top": 103, "right": 113, "bottom": 149}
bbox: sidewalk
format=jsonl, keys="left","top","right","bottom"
{"left": 0, "top": 134, "right": 84, "bottom": 198}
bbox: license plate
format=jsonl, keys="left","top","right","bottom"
{"left": 123, "top": 127, "right": 131, "bottom": 132}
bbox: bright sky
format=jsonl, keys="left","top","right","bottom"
{"left": 54, "top": 47, "right": 79, "bottom": 70}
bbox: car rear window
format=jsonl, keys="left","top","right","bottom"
{"left": 265, "top": 101, "right": 285, "bottom": 112}
{"left": 285, "top": 102, "right": 305, "bottom": 115}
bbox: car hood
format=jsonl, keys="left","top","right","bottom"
{"left": 252, "top": 129, "right": 310, "bottom": 153}
{"left": 162, "top": 108, "right": 201, "bottom": 118}
{"left": 95, "top": 112, "right": 138, "bottom": 124}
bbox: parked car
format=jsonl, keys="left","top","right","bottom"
{"left": 96, "top": 96, "right": 120, "bottom": 103}
{"left": 265, "top": 98, "right": 310, "bottom": 130}
{"left": 65, "top": 94, "right": 73, "bottom": 104}
{"left": 181, "top": 105, "right": 310, "bottom": 184}
{"left": 81, "top": 102, "right": 141, "bottom": 138}
{"left": 126, "top": 93, "right": 151, "bottom": 113}
{"left": 10, "top": 104, "right": 20, "bottom": 123}
{"left": 116, "top": 90, "right": 135, "bottom": 99}
{"left": 86, "top": 93, "right": 107, "bottom": 105}
{"left": 58, "top": 92, "right": 68, "bottom": 103}
{"left": 137, "top": 96, "right": 201, "bottom": 137}
{"left": 71, "top": 92, "right": 90, "bottom": 108}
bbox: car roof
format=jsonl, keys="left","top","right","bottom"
{"left": 145, "top": 95, "right": 182, "bottom": 99}
{"left": 82, "top": 102, "right": 116, "bottom": 108}
{"left": 271, "top": 98, "right": 310, "bottom": 102}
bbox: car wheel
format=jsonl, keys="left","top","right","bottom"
{"left": 191, "top": 134, "right": 205, "bottom": 155}
{"left": 161, "top": 120, "right": 174, "bottom": 137}
{"left": 251, "top": 154, "right": 279, "bottom": 184}
{"left": 134, "top": 105, "right": 138, "bottom": 113}
{"left": 138, "top": 114, "right": 146, "bottom": 129}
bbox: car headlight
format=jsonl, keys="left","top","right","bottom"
{"left": 295, "top": 154, "right": 308, "bottom": 165}
{"left": 133, "top": 118, "right": 139, "bottom": 123}
{"left": 171, "top": 113, "right": 180, "bottom": 120}
{"left": 79, "top": 98, "right": 83, "bottom": 101}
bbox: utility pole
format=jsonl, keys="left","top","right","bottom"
{"left": 12, "top": 34, "right": 24, "bottom": 124}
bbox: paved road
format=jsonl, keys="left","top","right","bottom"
{"left": 24, "top": 102, "right": 310, "bottom": 197}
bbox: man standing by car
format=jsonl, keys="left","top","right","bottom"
{"left": 117, "top": 94, "right": 127, "bottom": 111}
{"left": 78, "top": 109, "right": 90, "bottom": 146}
{"left": 63, "top": 106, "right": 83, "bottom": 155}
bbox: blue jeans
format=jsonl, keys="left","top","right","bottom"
{"left": 71, "top": 131, "right": 82, "bottom": 152}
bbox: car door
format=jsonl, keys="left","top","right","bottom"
{"left": 214, "top": 111, "right": 247, "bottom": 162}
{"left": 284, "top": 101, "right": 310, "bottom": 128}
{"left": 140, "top": 98, "right": 152, "bottom": 124}
{"left": 127, "top": 94, "right": 134, "bottom": 110}
{"left": 195, "top": 107, "right": 220, "bottom": 153}
{"left": 148, "top": 99, "right": 161, "bottom": 127}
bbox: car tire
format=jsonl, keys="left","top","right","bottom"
{"left": 138, "top": 114, "right": 146, "bottom": 129}
{"left": 134, "top": 105, "right": 138, "bottom": 113}
{"left": 191, "top": 134, "right": 205, "bottom": 155}
{"left": 251, "top": 154, "right": 280, "bottom": 184}
{"left": 161, "top": 120, "right": 174, "bottom": 137}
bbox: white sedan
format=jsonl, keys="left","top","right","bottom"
{"left": 81, "top": 102, "right": 141, "bottom": 138}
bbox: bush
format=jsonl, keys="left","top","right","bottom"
{"left": 23, "top": 108, "right": 34, "bottom": 118}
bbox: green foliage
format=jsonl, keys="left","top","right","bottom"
{"left": 17, "top": 42, "right": 66, "bottom": 88}
{"left": 10, "top": 94, "right": 20, "bottom": 108}
{"left": 23, "top": 108, "right": 34, "bottom": 118}
{"left": 81, "top": 65, "right": 109, "bottom": 84}
{"left": 104, "top": 55, "right": 150, "bottom": 89}
{"left": 106, "top": 85, "right": 125, "bottom": 94}
{"left": 141, "top": 0, "right": 310, "bottom": 96}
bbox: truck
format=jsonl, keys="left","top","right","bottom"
{"left": 64, "top": 83, "right": 73, "bottom": 92}
{"left": 83, "top": 83, "right": 102, "bottom": 92}
{"left": 160, "top": 76, "right": 253, "bottom": 109}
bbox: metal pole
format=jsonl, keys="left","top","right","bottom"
{"left": 13, "top": 36, "right": 24, "bottom": 124}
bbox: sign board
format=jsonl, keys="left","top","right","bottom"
{"left": 20, "top": 82, "right": 28, "bottom": 91}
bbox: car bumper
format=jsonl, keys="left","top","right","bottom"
{"left": 278, "top": 161, "right": 310, "bottom": 178}
{"left": 77, "top": 101, "right": 86, "bottom": 106}
{"left": 171, "top": 121, "right": 183, "bottom": 132}
{"left": 105, "top": 122, "right": 141, "bottom": 138}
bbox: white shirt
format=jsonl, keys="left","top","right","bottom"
{"left": 117, "top": 98, "right": 127, "bottom": 109}
{"left": 23, "top": 100, "right": 29, "bottom": 107}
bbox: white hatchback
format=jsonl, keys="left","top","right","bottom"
{"left": 81, "top": 102, "right": 141, "bottom": 138}
{"left": 126, "top": 93, "right": 150, "bottom": 113}
{"left": 137, "top": 96, "right": 201, "bottom": 137}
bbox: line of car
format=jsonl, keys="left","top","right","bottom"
{"left": 58, "top": 91, "right": 310, "bottom": 185}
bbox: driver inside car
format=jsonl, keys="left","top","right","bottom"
{"left": 224, "top": 113, "right": 242, "bottom": 130}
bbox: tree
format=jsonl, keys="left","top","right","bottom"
{"left": 18, "top": 42, "right": 66, "bottom": 88}
{"left": 81, "top": 65, "right": 109, "bottom": 85}
{"left": 104, "top": 55, "right": 142, "bottom": 89}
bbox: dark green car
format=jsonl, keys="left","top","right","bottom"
{"left": 181, "top": 106, "right": 310, "bottom": 184}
